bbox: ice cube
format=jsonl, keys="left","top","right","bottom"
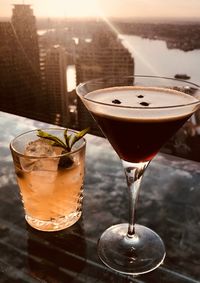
{"left": 24, "top": 138, "right": 59, "bottom": 157}
{"left": 20, "top": 157, "right": 37, "bottom": 172}
{"left": 20, "top": 139, "right": 62, "bottom": 172}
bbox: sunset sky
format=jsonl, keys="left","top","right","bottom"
{"left": 1, "top": 0, "right": 200, "bottom": 20}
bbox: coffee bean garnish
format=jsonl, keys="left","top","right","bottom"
{"left": 140, "top": 102, "right": 149, "bottom": 106}
{"left": 112, "top": 99, "right": 121, "bottom": 104}
{"left": 137, "top": 95, "right": 144, "bottom": 98}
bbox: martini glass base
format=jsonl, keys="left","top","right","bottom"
{"left": 97, "top": 223, "right": 166, "bottom": 275}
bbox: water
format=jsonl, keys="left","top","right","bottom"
{"left": 66, "top": 65, "right": 76, "bottom": 92}
{"left": 120, "top": 35, "right": 200, "bottom": 85}
{"left": 37, "top": 29, "right": 55, "bottom": 36}
{"left": 38, "top": 29, "right": 200, "bottom": 85}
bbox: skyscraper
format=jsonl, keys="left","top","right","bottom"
{"left": 0, "top": 5, "right": 46, "bottom": 121}
{"left": 11, "top": 4, "right": 40, "bottom": 74}
{"left": 75, "top": 28, "right": 134, "bottom": 135}
{"left": 44, "top": 45, "right": 69, "bottom": 125}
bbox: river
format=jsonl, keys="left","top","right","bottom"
{"left": 38, "top": 29, "right": 200, "bottom": 86}
{"left": 120, "top": 34, "right": 200, "bottom": 85}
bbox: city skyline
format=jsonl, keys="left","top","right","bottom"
{"left": 0, "top": 3, "right": 135, "bottom": 131}
{"left": 1, "top": 0, "right": 200, "bottom": 20}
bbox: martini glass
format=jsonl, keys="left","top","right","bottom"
{"left": 76, "top": 75, "right": 200, "bottom": 275}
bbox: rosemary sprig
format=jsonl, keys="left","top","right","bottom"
{"left": 37, "top": 127, "right": 89, "bottom": 152}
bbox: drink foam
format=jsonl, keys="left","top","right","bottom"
{"left": 85, "top": 86, "right": 199, "bottom": 121}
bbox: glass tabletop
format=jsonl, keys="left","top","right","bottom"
{"left": 0, "top": 111, "right": 199, "bottom": 282}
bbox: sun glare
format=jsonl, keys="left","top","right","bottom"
{"left": 35, "top": 0, "right": 101, "bottom": 18}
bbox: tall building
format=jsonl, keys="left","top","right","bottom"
{"left": 11, "top": 4, "right": 40, "bottom": 74}
{"left": 75, "top": 28, "right": 134, "bottom": 135}
{"left": 0, "top": 5, "right": 46, "bottom": 121}
{"left": 44, "top": 45, "right": 69, "bottom": 125}
{"left": 38, "top": 27, "right": 77, "bottom": 126}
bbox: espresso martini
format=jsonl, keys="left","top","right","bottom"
{"left": 84, "top": 86, "right": 198, "bottom": 162}
{"left": 77, "top": 77, "right": 200, "bottom": 275}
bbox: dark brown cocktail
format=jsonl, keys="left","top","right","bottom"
{"left": 85, "top": 86, "right": 197, "bottom": 162}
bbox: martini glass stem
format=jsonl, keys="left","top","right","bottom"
{"left": 122, "top": 160, "right": 149, "bottom": 238}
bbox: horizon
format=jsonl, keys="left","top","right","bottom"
{"left": 1, "top": 15, "right": 200, "bottom": 24}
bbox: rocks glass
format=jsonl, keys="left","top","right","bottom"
{"left": 10, "top": 128, "right": 86, "bottom": 232}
